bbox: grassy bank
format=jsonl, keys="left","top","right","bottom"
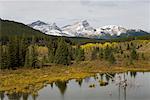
{"left": 0, "top": 60, "right": 150, "bottom": 95}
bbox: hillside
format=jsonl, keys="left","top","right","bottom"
{"left": 0, "top": 19, "right": 150, "bottom": 45}
{"left": 0, "top": 19, "right": 45, "bottom": 36}
{"left": 0, "top": 19, "right": 105, "bottom": 45}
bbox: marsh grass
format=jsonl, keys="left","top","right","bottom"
{"left": 0, "top": 60, "right": 150, "bottom": 95}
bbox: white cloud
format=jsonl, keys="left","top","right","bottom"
{"left": 0, "top": 0, "right": 149, "bottom": 31}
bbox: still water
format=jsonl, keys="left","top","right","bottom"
{"left": 2, "top": 72, "right": 150, "bottom": 100}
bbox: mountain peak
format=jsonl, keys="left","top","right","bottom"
{"left": 82, "top": 20, "right": 90, "bottom": 27}
{"left": 50, "top": 22, "right": 61, "bottom": 31}
{"left": 96, "top": 25, "right": 127, "bottom": 36}
{"left": 73, "top": 20, "right": 89, "bottom": 27}
{"left": 28, "top": 20, "right": 48, "bottom": 27}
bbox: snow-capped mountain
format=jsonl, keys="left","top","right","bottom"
{"left": 95, "top": 25, "right": 127, "bottom": 36}
{"left": 28, "top": 20, "right": 149, "bottom": 39}
{"left": 28, "top": 20, "right": 47, "bottom": 27}
{"left": 62, "top": 20, "right": 96, "bottom": 37}
{"left": 28, "top": 20, "right": 66, "bottom": 36}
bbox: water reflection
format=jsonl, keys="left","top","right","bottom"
{"left": 22, "top": 93, "right": 29, "bottom": 100}
{"left": 7, "top": 92, "right": 22, "bottom": 100}
{"left": 117, "top": 73, "right": 127, "bottom": 100}
{"left": 31, "top": 94, "right": 38, "bottom": 100}
{"left": 0, "top": 91, "right": 4, "bottom": 100}
{"left": 55, "top": 81, "right": 68, "bottom": 95}
{"left": 2, "top": 72, "right": 150, "bottom": 100}
{"left": 75, "top": 79, "right": 83, "bottom": 87}
{"left": 130, "top": 71, "right": 137, "bottom": 78}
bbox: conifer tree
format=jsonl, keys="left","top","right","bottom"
{"left": 24, "top": 36, "right": 38, "bottom": 68}
{"left": 18, "top": 36, "right": 28, "bottom": 67}
{"left": 32, "top": 45, "right": 39, "bottom": 68}
{"left": 99, "top": 48, "right": 104, "bottom": 59}
{"left": 75, "top": 46, "right": 85, "bottom": 62}
{"left": 8, "top": 36, "right": 19, "bottom": 69}
{"left": 0, "top": 44, "right": 3, "bottom": 69}
{"left": 141, "top": 53, "right": 145, "bottom": 60}
{"left": 130, "top": 47, "right": 138, "bottom": 60}
{"left": 0, "top": 45, "right": 9, "bottom": 69}
{"left": 104, "top": 46, "right": 116, "bottom": 64}
{"left": 47, "top": 39, "right": 54, "bottom": 63}
{"left": 104, "top": 46, "right": 111, "bottom": 60}
{"left": 24, "top": 47, "right": 31, "bottom": 67}
{"left": 54, "top": 38, "right": 71, "bottom": 65}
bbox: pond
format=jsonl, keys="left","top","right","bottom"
{"left": 1, "top": 72, "right": 150, "bottom": 100}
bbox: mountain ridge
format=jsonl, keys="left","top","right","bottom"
{"left": 28, "top": 20, "right": 149, "bottom": 39}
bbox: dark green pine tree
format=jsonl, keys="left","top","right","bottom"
{"left": 0, "top": 45, "right": 9, "bottom": 69}
{"left": 104, "top": 46, "right": 111, "bottom": 60}
{"left": 99, "top": 48, "right": 104, "bottom": 59}
{"left": 24, "top": 45, "right": 38, "bottom": 68}
{"left": 54, "top": 38, "right": 71, "bottom": 65}
{"left": 104, "top": 46, "right": 116, "bottom": 64}
{"left": 24, "top": 47, "right": 31, "bottom": 67}
{"left": 75, "top": 46, "right": 85, "bottom": 62}
{"left": 47, "top": 39, "right": 54, "bottom": 63}
{"left": 0, "top": 44, "right": 9, "bottom": 69}
{"left": 127, "top": 43, "right": 130, "bottom": 50}
{"left": 18, "top": 36, "right": 28, "bottom": 67}
{"left": 130, "top": 47, "right": 138, "bottom": 60}
{"left": 32, "top": 45, "right": 39, "bottom": 68}
{"left": 24, "top": 36, "right": 38, "bottom": 68}
{"left": 8, "top": 36, "right": 20, "bottom": 69}
{"left": 0, "top": 44, "right": 3, "bottom": 69}
{"left": 141, "top": 53, "right": 145, "bottom": 60}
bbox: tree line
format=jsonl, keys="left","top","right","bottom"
{"left": 0, "top": 35, "right": 148, "bottom": 69}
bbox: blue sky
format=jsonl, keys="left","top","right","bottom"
{"left": 0, "top": 0, "right": 150, "bottom": 31}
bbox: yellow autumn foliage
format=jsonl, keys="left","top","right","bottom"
{"left": 81, "top": 42, "right": 118, "bottom": 51}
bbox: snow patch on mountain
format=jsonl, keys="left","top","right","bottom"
{"left": 28, "top": 21, "right": 62, "bottom": 36}
{"left": 95, "top": 25, "right": 127, "bottom": 36}
{"left": 28, "top": 20, "right": 149, "bottom": 39}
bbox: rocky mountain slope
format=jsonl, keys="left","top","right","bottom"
{"left": 28, "top": 20, "right": 149, "bottom": 39}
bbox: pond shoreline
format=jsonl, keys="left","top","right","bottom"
{"left": 0, "top": 60, "right": 150, "bottom": 94}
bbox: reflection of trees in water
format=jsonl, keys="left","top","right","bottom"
{"left": 130, "top": 71, "right": 137, "bottom": 78}
{"left": 105, "top": 73, "right": 116, "bottom": 82}
{"left": 93, "top": 74, "right": 99, "bottom": 81}
{"left": 55, "top": 80, "right": 68, "bottom": 95}
{"left": 123, "top": 73, "right": 127, "bottom": 100}
{"left": 7, "top": 92, "right": 22, "bottom": 100}
{"left": 6, "top": 92, "right": 30, "bottom": 100}
{"left": 117, "top": 73, "right": 127, "bottom": 100}
{"left": 32, "top": 94, "right": 38, "bottom": 100}
{"left": 50, "top": 82, "right": 54, "bottom": 88}
{"left": 76, "top": 79, "right": 83, "bottom": 87}
{"left": 100, "top": 73, "right": 104, "bottom": 80}
{"left": 0, "top": 91, "right": 4, "bottom": 100}
{"left": 22, "top": 93, "right": 29, "bottom": 100}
